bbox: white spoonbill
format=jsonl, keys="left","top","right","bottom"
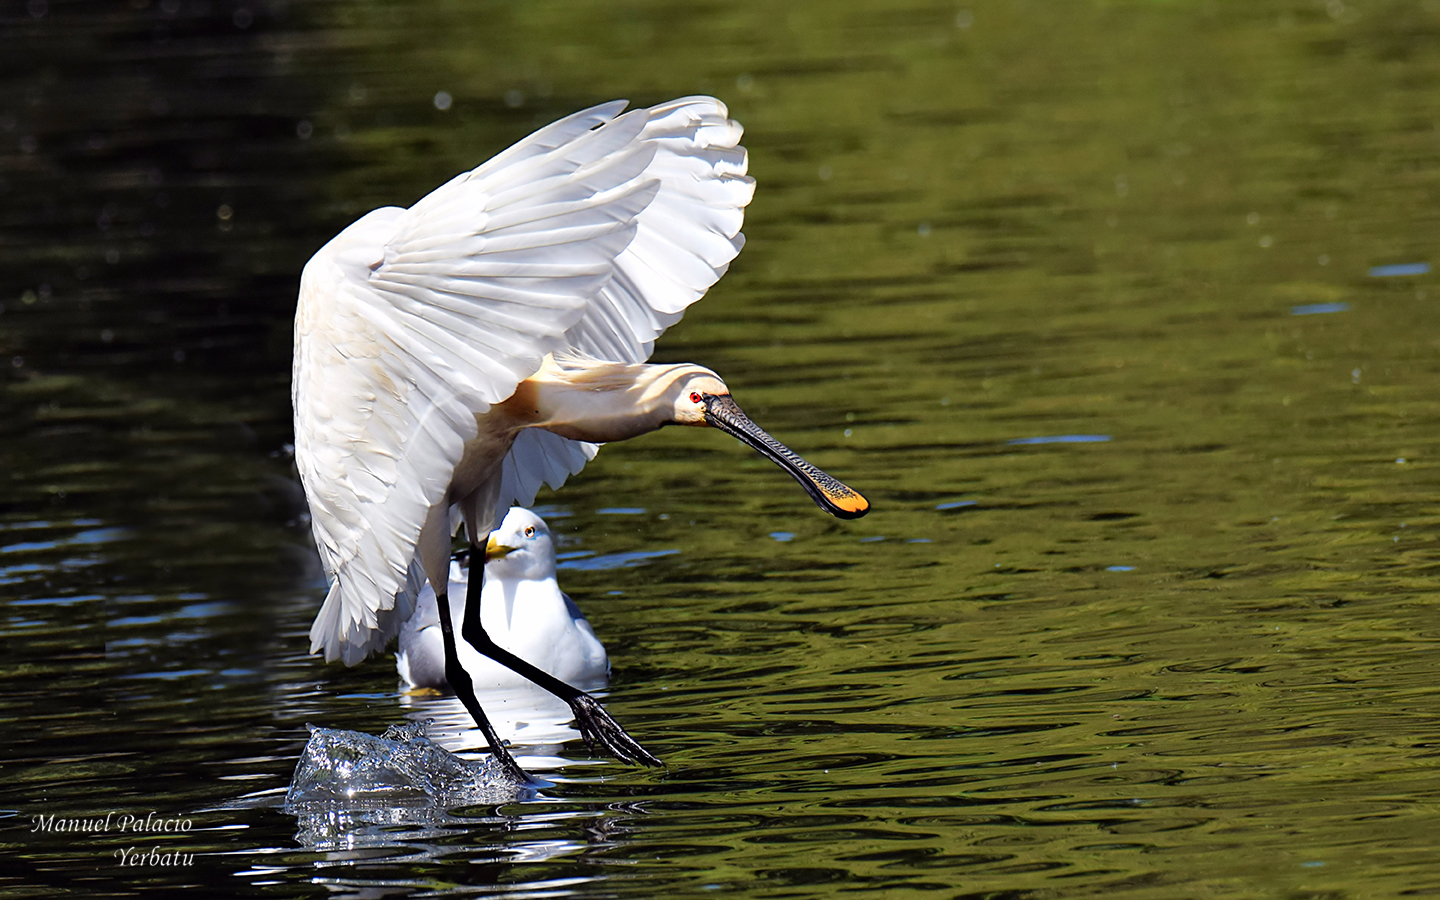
{"left": 397, "top": 507, "right": 608, "bottom": 693}
{"left": 293, "top": 95, "right": 869, "bottom": 782}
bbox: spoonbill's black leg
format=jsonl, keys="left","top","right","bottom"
{"left": 432, "top": 588, "right": 532, "bottom": 784}
{"left": 460, "top": 538, "right": 662, "bottom": 767}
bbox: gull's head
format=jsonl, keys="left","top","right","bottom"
{"left": 485, "top": 508, "right": 557, "bottom": 580}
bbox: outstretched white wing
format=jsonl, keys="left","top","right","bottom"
{"left": 494, "top": 97, "right": 754, "bottom": 513}
{"left": 297, "top": 102, "right": 657, "bottom": 663}
{"left": 296, "top": 97, "right": 753, "bottom": 665}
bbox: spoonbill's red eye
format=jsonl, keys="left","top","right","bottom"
{"left": 690, "top": 392, "right": 702, "bottom": 404}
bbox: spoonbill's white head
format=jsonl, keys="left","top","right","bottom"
{"left": 484, "top": 507, "right": 558, "bottom": 581}
{"left": 665, "top": 368, "right": 731, "bottom": 426}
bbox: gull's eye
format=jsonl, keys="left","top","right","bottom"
{"left": 690, "top": 392, "right": 703, "bottom": 404}
{"left": 524, "top": 525, "right": 535, "bottom": 537}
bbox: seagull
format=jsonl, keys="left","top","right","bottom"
{"left": 293, "top": 95, "right": 869, "bottom": 782}
{"left": 396, "top": 507, "right": 608, "bottom": 693}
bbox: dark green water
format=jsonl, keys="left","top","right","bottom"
{"left": 4, "top": 1, "right": 1440, "bottom": 896}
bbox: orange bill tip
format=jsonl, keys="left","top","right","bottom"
{"left": 823, "top": 483, "right": 870, "bottom": 519}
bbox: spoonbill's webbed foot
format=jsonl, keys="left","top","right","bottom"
{"left": 462, "top": 544, "right": 663, "bottom": 768}
{"left": 567, "top": 693, "right": 662, "bottom": 766}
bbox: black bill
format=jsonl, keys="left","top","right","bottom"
{"left": 702, "top": 393, "right": 870, "bottom": 519}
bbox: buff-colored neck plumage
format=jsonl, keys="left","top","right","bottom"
{"left": 503, "top": 354, "right": 726, "bottom": 443}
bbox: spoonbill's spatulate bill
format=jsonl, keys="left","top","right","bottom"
{"left": 397, "top": 508, "right": 608, "bottom": 693}
{"left": 293, "top": 95, "right": 869, "bottom": 781}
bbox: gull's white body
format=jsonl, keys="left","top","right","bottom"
{"left": 293, "top": 97, "right": 753, "bottom": 665}
{"left": 396, "top": 508, "right": 608, "bottom": 692}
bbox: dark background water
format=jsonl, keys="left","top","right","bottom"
{"left": 4, "top": 0, "right": 1440, "bottom": 896}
